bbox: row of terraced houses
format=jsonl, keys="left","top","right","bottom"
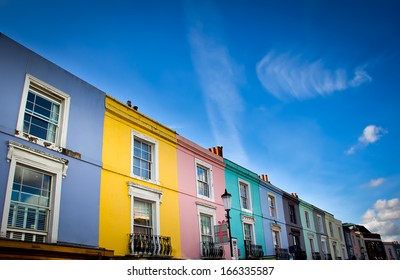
{"left": 0, "top": 34, "right": 399, "bottom": 260}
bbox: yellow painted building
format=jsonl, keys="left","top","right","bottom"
{"left": 99, "top": 96, "right": 181, "bottom": 258}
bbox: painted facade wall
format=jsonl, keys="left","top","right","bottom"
{"left": 99, "top": 96, "right": 181, "bottom": 257}
{"left": 383, "top": 242, "right": 400, "bottom": 260}
{"left": 352, "top": 231, "right": 366, "bottom": 259}
{"left": 343, "top": 224, "right": 368, "bottom": 260}
{"left": 0, "top": 33, "right": 105, "bottom": 247}
{"left": 224, "top": 159, "right": 265, "bottom": 259}
{"left": 313, "top": 207, "right": 331, "bottom": 259}
{"left": 325, "top": 212, "right": 339, "bottom": 259}
{"left": 282, "top": 192, "right": 305, "bottom": 259}
{"left": 299, "top": 199, "right": 320, "bottom": 259}
{"left": 176, "top": 136, "right": 228, "bottom": 259}
{"left": 334, "top": 218, "right": 347, "bottom": 260}
{"left": 343, "top": 226, "right": 355, "bottom": 259}
{"left": 259, "top": 178, "right": 288, "bottom": 258}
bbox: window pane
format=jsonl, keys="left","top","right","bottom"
{"left": 7, "top": 165, "right": 51, "bottom": 241}
{"left": 268, "top": 196, "right": 276, "bottom": 217}
{"left": 47, "top": 124, "right": 57, "bottom": 143}
{"left": 140, "top": 160, "right": 150, "bottom": 170}
{"left": 240, "top": 183, "right": 249, "bottom": 209}
{"left": 197, "top": 166, "right": 207, "bottom": 181}
{"left": 134, "top": 200, "right": 153, "bottom": 235}
{"left": 244, "top": 223, "right": 253, "bottom": 242}
{"left": 134, "top": 147, "right": 141, "bottom": 157}
{"left": 200, "top": 214, "right": 213, "bottom": 243}
{"left": 197, "top": 165, "right": 210, "bottom": 197}
{"left": 27, "top": 91, "right": 35, "bottom": 102}
{"left": 26, "top": 116, "right": 48, "bottom": 139}
{"left": 142, "top": 150, "right": 150, "bottom": 161}
{"left": 23, "top": 91, "right": 60, "bottom": 142}
{"left": 34, "top": 94, "right": 52, "bottom": 118}
{"left": 133, "top": 167, "right": 140, "bottom": 176}
{"left": 50, "top": 103, "right": 60, "bottom": 123}
{"left": 141, "top": 169, "right": 150, "bottom": 179}
{"left": 133, "top": 138, "right": 153, "bottom": 180}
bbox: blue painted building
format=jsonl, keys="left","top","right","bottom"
{"left": 224, "top": 159, "right": 265, "bottom": 259}
{"left": 258, "top": 174, "right": 289, "bottom": 259}
{"left": 0, "top": 33, "right": 109, "bottom": 258}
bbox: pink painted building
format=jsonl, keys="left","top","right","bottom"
{"left": 177, "top": 135, "right": 229, "bottom": 259}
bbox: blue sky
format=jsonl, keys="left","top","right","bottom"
{"left": 1, "top": 0, "right": 399, "bottom": 241}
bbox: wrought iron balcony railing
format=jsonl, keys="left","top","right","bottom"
{"left": 244, "top": 240, "right": 264, "bottom": 259}
{"left": 200, "top": 241, "right": 224, "bottom": 259}
{"left": 325, "top": 253, "right": 333, "bottom": 260}
{"left": 289, "top": 245, "right": 307, "bottom": 260}
{"left": 312, "top": 251, "right": 321, "bottom": 260}
{"left": 129, "top": 233, "right": 172, "bottom": 258}
{"left": 275, "top": 247, "right": 289, "bottom": 260}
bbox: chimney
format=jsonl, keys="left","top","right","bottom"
{"left": 291, "top": 193, "right": 299, "bottom": 199}
{"left": 133, "top": 105, "right": 138, "bottom": 111}
{"left": 208, "top": 146, "right": 223, "bottom": 157}
{"left": 259, "top": 174, "right": 270, "bottom": 183}
{"left": 127, "top": 100, "right": 132, "bottom": 107}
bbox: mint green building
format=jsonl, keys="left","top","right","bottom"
{"left": 224, "top": 159, "right": 265, "bottom": 259}
{"left": 299, "top": 199, "right": 321, "bottom": 259}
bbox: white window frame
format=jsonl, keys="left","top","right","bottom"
{"left": 196, "top": 203, "right": 217, "bottom": 244}
{"left": 131, "top": 130, "right": 159, "bottom": 185}
{"left": 309, "top": 237, "right": 315, "bottom": 252}
{"left": 317, "top": 215, "right": 324, "bottom": 233}
{"left": 128, "top": 181, "right": 163, "bottom": 236}
{"left": 271, "top": 222, "right": 282, "bottom": 249}
{"left": 242, "top": 215, "right": 256, "bottom": 244}
{"left": 238, "top": 179, "right": 252, "bottom": 213}
{"left": 329, "top": 222, "right": 334, "bottom": 236}
{"left": 272, "top": 229, "right": 281, "bottom": 248}
{"left": 16, "top": 74, "right": 70, "bottom": 151}
{"left": 305, "top": 211, "right": 311, "bottom": 228}
{"left": 332, "top": 241, "right": 338, "bottom": 259}
{"left": 195, "top": 159, "right": 214, "bottom": 201}
{"left": 268, "top": 194, "right": 277, "bottom": 218}
{"left": 1, "top": 141, "right": 68, "bottom": 243}
{"left": 321, "top": 237, "right": 328, "bottom": 255}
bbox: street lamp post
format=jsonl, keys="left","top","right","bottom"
{"left": 221, "top": 189, "right": 233, "bottom": 259}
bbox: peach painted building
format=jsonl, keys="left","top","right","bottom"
{"left": 177, "top": 136, "right": 229, "bottom": 259}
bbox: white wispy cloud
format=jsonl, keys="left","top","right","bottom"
{"left": 256, "top": 51, "right": 372, "bottom": 100}
{"left": 361, "top": 198, "right": 400, "bottom": 241}
{"left": 188, "top": 26, "right": 248, "bottom": 164}
{"left": 368, "top": 178, "right": 386, "bottom": 188}
{"left": 346, "top": 125, "right": 387, "bottom": 155}
{"left": 358, "top": 125, "right": 387, "bottom": 144}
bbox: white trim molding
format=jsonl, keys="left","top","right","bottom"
{"left": 128, "top": 181, "right": 163, "bottom": 236}
{"left": 195, "top": 158, "right": 214, "bottom": 202}
{"left": 1, "top": 141, "right": 68, "bottom": 243}
{"left": 15, "top": 74, "right": 70, "bottom": 151}
{"left": 130, "top": 130, "right": 160, "bottom": 185}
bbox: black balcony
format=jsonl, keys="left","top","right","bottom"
{"left": 244, "top": 240, "right": 264, "bottom": 259}
{"left": 275, "top": 248, "right": 289, "bottom": 260}
{"left": 312, "top": 251, "right": 321, "bottom": 260}
{"left": 128, "top": 233, "right": 172, "bottom": 258}
{"left": 200, "top": 241, "right": 225, "bottom": 259}
{"left": 325, "top": 253, "right": 333, "bottom": 260}
{"left": 289, "top": 245, "right": 307, "bottom": 260}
